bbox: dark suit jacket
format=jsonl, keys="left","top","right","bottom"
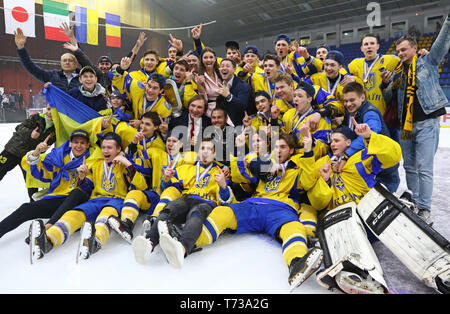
{"left": 168, "top": 109, "right": 212, "bottom": 139}
{"left": 216, "top": 76, "right": 251, "bottom": 127}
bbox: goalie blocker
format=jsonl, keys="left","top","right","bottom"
{"left": 316, "top": 202, "right": 389, "bottom": 294}
{"left": 357, "top": 183, "right": 450, "bottom": 294}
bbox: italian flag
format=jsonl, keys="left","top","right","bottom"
{"left": 43, "top": 0, "right": 69, "bottom": 41}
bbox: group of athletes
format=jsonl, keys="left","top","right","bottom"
{"left": 1, "top": 19, "right": 450, "bottom": 294}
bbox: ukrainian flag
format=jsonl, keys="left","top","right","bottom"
{"left": 75, "top": 6, "right": 98, "bottom": 46}
{"left": 43, "top": 85, "right": 103, "bottom": 147}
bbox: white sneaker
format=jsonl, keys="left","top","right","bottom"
{"left": 132, "top": 236, "right": 153, "bottom": 264}
{"left": 159, "top": 233, "right": 185, "bottom": 269}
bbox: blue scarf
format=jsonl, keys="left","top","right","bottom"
{"left": 42, "top": 140, "right": 90, "bottom": 192}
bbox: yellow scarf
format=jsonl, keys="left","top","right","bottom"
{"left": 400, "top": 54, "right": 418, "bottom": 140}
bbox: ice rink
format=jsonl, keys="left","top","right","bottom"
{"left": 0, "top": 121, "right": 449, "bottom": 295}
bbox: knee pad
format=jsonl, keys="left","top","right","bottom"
{"left": 317, "top": 202, "right": 389, "bottom": 294}
{"left": 358, "top": 184, "right": 450, "bottom": 294}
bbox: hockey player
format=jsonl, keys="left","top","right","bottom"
{"left": 111, "top": 57, "right": 172, "bottom": 121}
{"left": 195, "top": 132, "right": 324, "bottom": 290}
{"left": 109, "top": 129, "right": 196, "bottom": 244}
{"left": 347, "top": 33, "right": 400, "bottom": 115}
{"left": 274, "top": 33, "right": 322, "bottom": 81}
{"left": 0, "top": 130, "right": 90, "bottom": 239}
{"left": 165, "top": 59, "right": 198, "bottom": 110}
{"left": 246, "top": 54, "right": 281, "bottom": 101}
{"left": 305, "top": 50, "right": 356, "bottom": 119}
{"left": 310, "top": 120, "right": 401, "bottom": 210}
{"left": 278, "top": 84, "right": 331, "bottom": 159}
{"left": 131, "top": 138, "right": 233, "bottom": 267}
{"left": 28, "top": 133, "right": 147, "bottom": 263}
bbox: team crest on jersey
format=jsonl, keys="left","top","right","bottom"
{"left": 333, "top": 174, "right": 345, "bottom": 191}
{"left": 265, "top": 176, "right": 281, "bottom": 193}
{"left": 68, "top": 172, "right": 78, "bottom": 189}
{"left": 364, "top": 72, "right": 376, "bottom": 92}
{"left": 102, "top": 173, "right": 117, "bottom": 192}
{"left": 195, "top": 174, "right": 211, "bottom": 189}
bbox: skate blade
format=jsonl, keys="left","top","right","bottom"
{"left": 108, "top": 217, "right": 132, "bottom": 244}
{"left": 132, "top": 236, "right": 152, "bottom": 265}
{"left": 29, "top": 220, "right": 42, "bottom": 265}
{"left": 159, "top": 233, "right": 184, "bottom": 269}
{"left": 290, "top": 249, "right": 324, "bottom": 292}
{"left": 76, "top": 222, "right": 92, "bottom": 264}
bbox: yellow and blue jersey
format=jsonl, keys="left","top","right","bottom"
{"left": 80, "top": 158, "right": 148, "bottom": 200}
{"left": 347, "top": 54, "right": 400, "bottom": 115}
{"left": 168, "top": 161, "right": 233, "bottom": 206}
{"left": 230, "top": 152, "right": 317, "bottom": 213}
{"left": 281, "top": 108, "right": 331, "bottom": 159}
{"left": 308, "top": 132, "right": 401, "bottom": 210}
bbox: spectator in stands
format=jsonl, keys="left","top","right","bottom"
{"left": 14, "top": 28, "right": 80, "bottom": 92}
{"left": 386, "top": 15, "right": 450, "bottom": 224}
{"left": 67, "top": 66, "right": 107, "bottom": 112}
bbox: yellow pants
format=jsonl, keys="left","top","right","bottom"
{"left": 196, "top": 205, "right": 308, "bottom": 267}
{"left": 299, "top": 204, "right": 318, "bottom": 237}
{"left": 46, "top": 206, "right": 119, "bottom": 248}
{"left": 152, "top": 186, "right": 181, "bottom": 218}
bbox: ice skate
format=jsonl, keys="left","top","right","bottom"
{"left": 288, "top": 248, "right": 323, "bottom": 291}
{"left": 76, "top": 221, "right": 101, "bottom": 263}
{"left": 108, "top": 215, "right": 134, "bottom": 244}
{"left": 29, "top": 219, "right": 53, "bottom": 264}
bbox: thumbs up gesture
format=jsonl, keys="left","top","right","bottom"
{"left": 77, "top": 156, "right": 89, "bottom": 180}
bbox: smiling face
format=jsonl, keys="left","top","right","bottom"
{"left": 396, "top": 39, "right": 418, "bottom": 64}
{"left": 101, "top": 139, "right": 121, "bottom": 163}
{"left": 166, "top": 136, "right": 182, "bottom": 156}
{"left": 202, "top": 51, "right": 216, "bottom": 71}
{"left": 143, "top": 53, "right": 159, "bottom": 72}
{"left": 60, "top": 53, "right": 77, "bottom": 72}
{"left": 187, "top": 55, "right": 200, "bottom": 73}
{"left": 324, "top": 59, "right": 341, "bottom": 79}
{"left": 98, "top": 61, "right": 112, "bottom": 73}
{"left": 343, "top": 91, "right": 365, "bottom": 114}
{"left": 79, "top": 72, "right": 98, "bottom": 91}
{"left": 219, "top": 60, "right": 235, "bottom": 81}
{"left": 69, "top": 137, "right": 90, "bottom": 158}
{"left": 244, "top": 52, "right": 259, "bottom": 66}
{"left": 361, "top": 36, "right": 380, "bottom": 60}
{"left": 189, "top": 98, "right": 206, "bottom": 119}
{"left": 275, "top": 80, "right": 293, "bottom": 101}
{"left": 211, "top": 109, "right": 227, "bottom": 129}
{"left": 145, "top": 80, "right": 162, "bottom": 102}
{"left": 255, "top": 95, "right": 271, "bottom": 113}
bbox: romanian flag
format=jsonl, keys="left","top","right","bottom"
{"left": 43, "top": 84, "right": 102, "bottom": 147}
{"left": 105, "top": 13, "right": 121, "bottom": 48}
{"left": 43, "top": 0, "right": 69, "bottom": 41}
{"left": 75, "top": 6, "right": 98, "bottom": 45}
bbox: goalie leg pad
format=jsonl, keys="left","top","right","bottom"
{"left": 357, "top": 183, "right": 450, "bottom": 294}
{"left": 317, "top": 202, "right": 389, "bottom": 294}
